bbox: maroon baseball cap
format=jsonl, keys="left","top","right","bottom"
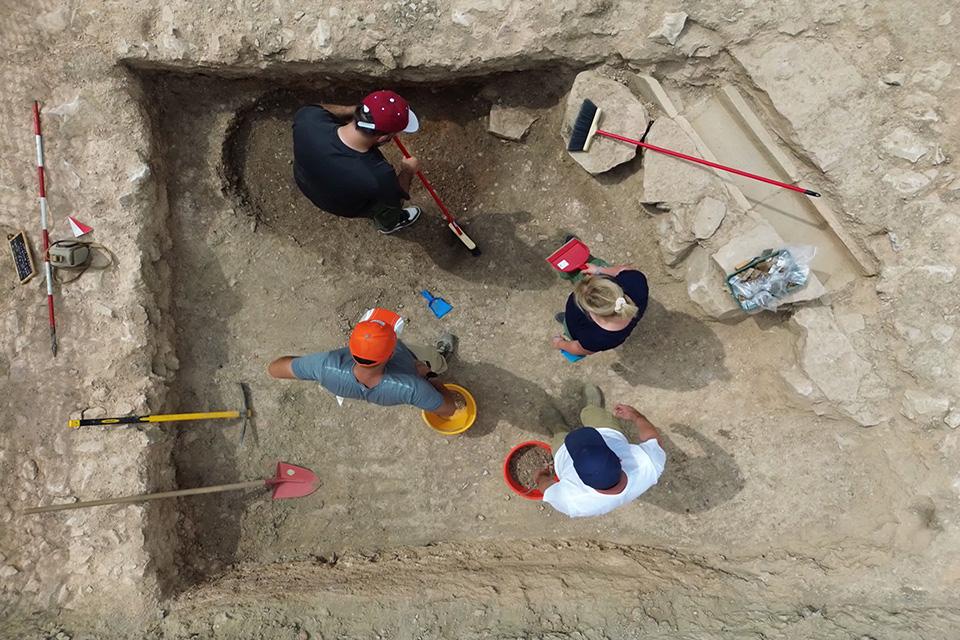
{"left": 357, "top": 90, "right": 419, "bottom": 134}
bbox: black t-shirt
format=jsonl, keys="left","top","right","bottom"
{"left": 565, "top": 270, "right": 649, "bottom": 353}
{"left": 292, "top": 106, "right": 408, "bottom": 217}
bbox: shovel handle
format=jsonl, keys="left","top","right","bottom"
{"left": 24, "top": 480, "right": 266, "bottom": 514}
{"left": 68, "top": 410, "right": 242, "bottom": 429}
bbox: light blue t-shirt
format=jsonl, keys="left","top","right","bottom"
{"left": 290, "top": 341, "right": 444, "bottom": 412}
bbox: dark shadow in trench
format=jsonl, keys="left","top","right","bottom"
{"left": 611, "top": 300, "right": 730, "bottom": 391}
{"left": 449, "top": 360, "right": 580, "bottom": 439}
{"left": 393, "top": 210, "right": 555, "bottom": 290}
{"left": 640, "top": 424, "right": 745, "bottom": 513}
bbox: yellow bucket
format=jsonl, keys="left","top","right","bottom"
{"left": 421, "top": 383, "right": 477, "bottom": 435}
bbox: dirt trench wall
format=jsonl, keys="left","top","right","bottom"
{"left": 159, "top": 541, "right": 960, "bottom": 640}
{"left": 0, "top": 6, "right": 180, "bottom": 631}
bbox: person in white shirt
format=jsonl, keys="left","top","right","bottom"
{"left": 535, "top": 385, "right": 666, "bottom": 518}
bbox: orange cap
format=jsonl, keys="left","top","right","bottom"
{"left": 349, "top": 308, "right": 401, "bottom": 365}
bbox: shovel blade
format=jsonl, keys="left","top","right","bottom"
{"left": 429, "top": 298, "right": 453, "bottom": 318}
{"left": 269, "top": 461, "right": 320, "bottom": 500}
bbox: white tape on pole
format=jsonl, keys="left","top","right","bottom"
{"left": 35, "top": 135, "right": 44, "bottom": 166}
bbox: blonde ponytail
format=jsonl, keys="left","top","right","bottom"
{"left": 574, "top": 276, "right": 639, "bottom": 319}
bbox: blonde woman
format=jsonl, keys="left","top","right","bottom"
{"left": 551, "top": 264, "right": 649, "bottom": 358}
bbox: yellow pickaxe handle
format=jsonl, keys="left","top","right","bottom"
{"left": 68, "top": 410, "right": 243, "bottom": 429}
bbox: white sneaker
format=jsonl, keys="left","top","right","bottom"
{"left": 379, "top": 206, "right": 422, "bottom": 234}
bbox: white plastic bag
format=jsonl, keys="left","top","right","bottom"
{"left": 728, "top": 245, "right": 816, "bottom": 312}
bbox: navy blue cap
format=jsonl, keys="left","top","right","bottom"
{"left": 565, "top": 427, "right": 622, "bottom": 490}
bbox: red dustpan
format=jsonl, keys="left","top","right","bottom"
{"left": 546, "top": 238, "right": 591, "bottom": 273}
{"left": 24, "top": 461, "right": 320, "bottom": 514}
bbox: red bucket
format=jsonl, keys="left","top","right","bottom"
{"left": 503, "top": 440, "right": 557, "bottom": 500}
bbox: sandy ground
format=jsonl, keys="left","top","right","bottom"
{"left": 2, "top": 1, "right": 960, "bottom": 638}
{"left": 154, "top": 70, "right": 911, "bottom": 578}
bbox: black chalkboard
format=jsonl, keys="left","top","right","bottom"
{"left": 8, "top": 231, "right": 36, "bottom": 284}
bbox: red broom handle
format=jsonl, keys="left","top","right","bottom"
{"left": 596, "top": 129, "right": 820, "bottom": 197}
{"left": 392, "top": 138, "right": 461, "bottom": 230}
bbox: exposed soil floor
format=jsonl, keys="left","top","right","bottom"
{"left": 145, "top": 68, "right": 904, "bottom": 583}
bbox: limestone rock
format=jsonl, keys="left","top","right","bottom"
{"left": 20, "top": 459, "right": 38, "bottom": 481}
{"left": 881, "top": 127, "right": 930, "bottom": 163}
{"left": 0, "top": 565, "right": 19, "bottom": 578}
{"left": 882, "top": 168, "right": 933, "bottom": 195}
{"left": 730, "top": 40, "right": 865, "bottom": 169}
{"left": 692, "top": 197, "right": 726, "bottom": 239}
{"left": 712, "top": 219, "right": 826, "bottom": 306}
{"left": 648, "top": 12, "right": 687, "bottom": 46}
{"left": 641, "top": 118, "right": 716, "bottom": 205}
{"left": 562, "top": 71, "right": 648, "bottom": 175}
{"left": 945, "top": 410, "right": 960, "bottom": 429}
{"left": 881, "top": 73, "right": 905, "bottom": 86}
{"left": 788, "top": 307, "right": 892, "bottom": 426}
{"left": 656, "top": 210, "right": 696, "bottom": 266}
{"left": 487, "top": 104, "right": 538, "bottom": 141}
{"left": 685, "top": 248, "right": 741, "bottom": 320}
{"left": 901, "top": 390, "right": 950, "bottom": 421}
{"left": 912, "top": 61, "right": 953, "bottom": 92}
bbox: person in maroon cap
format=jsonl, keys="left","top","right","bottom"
{"left": 293, "top": 90, "right": 423, "bottom": 234}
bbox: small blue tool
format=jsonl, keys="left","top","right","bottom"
{"left": 420, "top": 289, "right": 453, "bottom": 319}
{"left": 560, "top": 349, "right": 585, "bottom": 363}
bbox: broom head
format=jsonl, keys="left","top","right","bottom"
{"left": 567, "top": 99, "right": 602, "bottom": 152}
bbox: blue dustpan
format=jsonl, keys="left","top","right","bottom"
{"left": 420, "top": 290, "right": 453, "bottom": 319}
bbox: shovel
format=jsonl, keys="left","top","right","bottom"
{"left": 23, "top": 462, "right": 319, "bottom": 514}
{"left": 420, "top": 289, "right": 453, "bottom": 319}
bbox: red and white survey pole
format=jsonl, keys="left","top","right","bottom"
{"left": 32, "top": 101, "right": 57, "bottom": 357}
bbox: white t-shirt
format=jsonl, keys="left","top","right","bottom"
{"left": 543, "top": 428, "right": 666, "bottom": 518}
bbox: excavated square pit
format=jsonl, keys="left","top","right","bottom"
{"left": 135, "top": 65, "right": 853, "bottom": 584}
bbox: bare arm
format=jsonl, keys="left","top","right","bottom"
{"left": 428, "top": 378, "right": 459, "bottom": 418}
{"left": 396, "top": 156, "right": 419, "bottom": 198}
{"left": 550, "top": 336, "right": 594, "bottom": 356}
{"left": 613, "top": 404, "right": 660, "bottom": 443}
{"left": 318, "top": 103, "right": 357, "bottom": 121}
{"left": 267, "top": 356, "right": 299, "bottom": 379}
{"left": 583, "top": 263, "right": 637, "bottom": 277}
{"left": 535, "top": 466, "right": 556, "bottom": 492}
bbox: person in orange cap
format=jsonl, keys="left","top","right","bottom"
{"left": 267, "top": 308, "right": 459, "bottom": 417}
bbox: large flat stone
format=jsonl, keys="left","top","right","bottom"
{"left": 788, "top": 307, "right": 893, "bottom": 426}
{"left": 730, "top": 39, "right": 867, "bottom": 170}
{"left": 640, "top": 117, "right": 718, "bottom": 205}
{"left": 487, "top": 104, "right": 538, "bottom": 141}
{"left": 562, "top": 70, "right": 648, "bottom": 175}
{"left": 712, "top": 219, "right": 826, "bottom": 306}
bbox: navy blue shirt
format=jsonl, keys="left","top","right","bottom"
{"left": 565, "top": 270, "right": 649, "bottom": 353}
{"left": 292, "top": 106, "right": 407, "bottom": 217}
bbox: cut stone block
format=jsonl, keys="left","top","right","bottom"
{"left": 562, "top": 70, "right": 648, "bottom": 175}
{"left": 487, "top": 104, "right": 538, "bottom": 141}
{"left": 712, "top": 218, "right": 826, "bottom": 306}
{"left": 641, "top": 117, "right": 717, "bottom": 206}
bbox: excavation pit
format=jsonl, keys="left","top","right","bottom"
{"left": 138, "top": 64, "right": 854, "bottom": 587}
